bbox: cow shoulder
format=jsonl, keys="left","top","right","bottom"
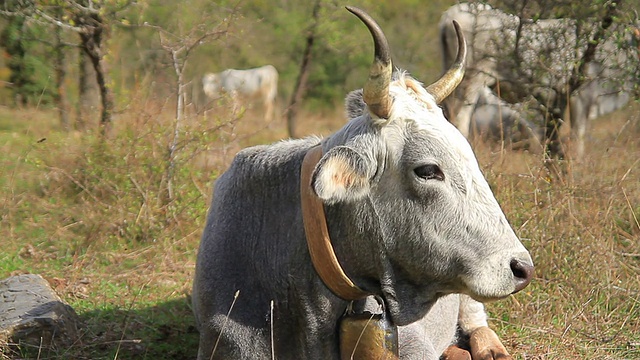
{"left": 219, "top": 138, "right": 321, "bottom": 190}
{"left": 255, "top": 136, "right": 319, "bottom": 161}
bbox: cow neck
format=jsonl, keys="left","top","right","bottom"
{"left": 300, "top": 145, "right": 371, "bottom": 301}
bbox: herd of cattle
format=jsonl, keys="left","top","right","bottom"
{"left": 191, "top": 4, "right": 637, "bottom": 359}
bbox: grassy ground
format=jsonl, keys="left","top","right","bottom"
{"left": 1, "top": 99, "right": 640, "bottom": 359}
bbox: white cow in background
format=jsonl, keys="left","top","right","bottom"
{"left": 203, "top": 65, "right": 279, "bottom": 122}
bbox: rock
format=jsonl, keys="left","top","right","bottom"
{"left": 0, "top": 274, "right": 81, "bottom": 350}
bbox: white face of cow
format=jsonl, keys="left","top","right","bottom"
{"left": 382, "top": 78, "right": 533, "bottom": 303}
{"left": 310, "top": 7, "right": 533, "bottom": 326}
{"left": 313, "top": 77, "right": 533, "bottom": 312}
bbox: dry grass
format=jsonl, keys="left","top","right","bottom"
{"left": 1, "top": 99, "right": 639, "bottom": 359}
{"left": 474, "top": 106, "right": 640, "bottom": 359}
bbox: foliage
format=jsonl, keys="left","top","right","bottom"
{"left": 0, "top": 0, "right": 144, "bottom": 131}
{"left": 0, "top": 8, "right": 54, "bottom": 106}
{"left": 1, "top": 0, "right": 464, "bottom": 112}
{"left": 485, "top": 0, "right": 640, "bottom": 97}
{"left": 3, "top": 0, "right": 634, "bottom": 118}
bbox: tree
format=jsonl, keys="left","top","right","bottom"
{"left": 0, "top": 2, "right": 53, "bottom": 107}
{"left": 1, "top": 14, "right": 31, "bottom": 106}
{"left": 482, "top": 0, "right": 637, "bottom": 158}
{"left": 286, "top": 0, "right": 322, "bottom": 138}
{"left": 76, "top": 42, "right": 99, "bottom": 130}
{"left": 138, "top": 5, "right": 236, "bottom": 202}
{"left": 2, "top": 0, "right": 137, "bottom": 135}
{"left": 53, "top": 5, "right": 70, "bottom": 129}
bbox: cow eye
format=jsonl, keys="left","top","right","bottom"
{"left": 414, "top": 164, "right": 444, "bottom": 181}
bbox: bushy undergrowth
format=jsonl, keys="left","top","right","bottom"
{"left": 1, "top": 103, "right": 640, "bottom": 359}
{"left": 0, "top": 101, "right": 244, "bottom": 359}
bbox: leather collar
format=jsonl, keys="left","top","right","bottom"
{"left": 300, "top": 145, "right": 370, "bottom": 301}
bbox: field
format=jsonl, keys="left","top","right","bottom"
{"left": 1, "top": 99, "right": 640, "bottom": 359}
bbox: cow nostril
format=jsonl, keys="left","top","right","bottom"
{"left": 510, "top": 259, "right": 534, "bottom": 293}
{"left": 510, "top": 259, "right": 528, "bottom": 279}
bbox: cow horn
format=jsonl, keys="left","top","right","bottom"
{"left": 426, "top": 20, "right": 467, "bottom": 104}
{"left": 347, "top": 6, "right": 393, "bottom": 119}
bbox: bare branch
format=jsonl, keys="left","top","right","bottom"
{"left": 183, "top": 25, "right": 231, "bottom": 60}
{"left": 32, "top": 8, "right": 84, "bottom": 33}
{"left": 59, "top": 0, "right": 100, "bottom": 16}
{"left": 138, "top": 18, "right": 232, "bottom": 60}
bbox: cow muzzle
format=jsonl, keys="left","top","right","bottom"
{"left": 463, "top": 250, "right": 534, "bottom": 301}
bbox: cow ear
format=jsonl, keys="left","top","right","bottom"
{"left": 345, "top": 89, "right": 366, "bottom": 119}
{"left": 311, "top": 146, "right": 376, "bottom": 204}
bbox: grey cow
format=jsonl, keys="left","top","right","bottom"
{"left": 193, "top": 7, "right": 534, "bottom": 360}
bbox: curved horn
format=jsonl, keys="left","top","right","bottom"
{"left": 346, "top": 6, "right": 393, "bottom": 119}
{"left": 426, "top": 20, "right": 467, "bottom": 104}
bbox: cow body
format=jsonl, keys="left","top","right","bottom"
{"left": 193, "top": 7, "right": 533, "bottom": 359}
{"left": 439, "top": 2, "right": 636, "bottom": 157}
{"left": 202, "top": 65, "right": 279, "bottom": 122}
{"left": 191, "top": 113, "right": 498, "bottom": 359}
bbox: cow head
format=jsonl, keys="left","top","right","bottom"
{"left": 202, "top": 73, "right": 222, "bottom": 99}
{"left": 311, "top": 7, "right": 534, "bottom": 326}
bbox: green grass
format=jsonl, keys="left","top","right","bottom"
{"left": 2, "top": 102, "right": 640, "bottom": 359}
{"left": 0, "top": 104, "right": 211, "bottom": 359}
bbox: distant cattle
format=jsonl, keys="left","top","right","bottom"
{"left": 202, "top": 65, "right": 279, "bottom": 122}
{"left": 192, "top": 6, "right": 533, "bottom": 360}
{"left": 470, "top": 86, "right": 544, "bottom": 149}
{"left": 439, "top": 2, "right": 638, "bottom": 158}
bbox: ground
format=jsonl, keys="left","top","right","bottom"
{"left": 1, "top": 101, "right": 640, "bottom": 359}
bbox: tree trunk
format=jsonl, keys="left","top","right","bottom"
{"left": 286, "top": 0, "right": 322, "bottom": 139}
{"left": 78, "top": 14, "right": 113, "bottom": 137}
{"left": 76, "top": 49, "right": 88, "bottom": 130}
{"left": 76, "top": 47, "right": 100, "bottom": 131}
{"left": 89, "top": 48, "right": 114, "bottom": 136}
{"left": 165, "top": 49, "right": 186, "bottom": 203}
{"left": 543, "top": 91, "right": 568, "bottom": 159}
{"left": 1, "top": 16, "right": 28, "bottom": 107}
{"left": 54, "top": 13, "right": 69, "bottom": 130}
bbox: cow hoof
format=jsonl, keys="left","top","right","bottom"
{"left": 469, "top": 327, "right": 512, "bottom": 360}
{"left": 442, "top": 345, "right": 472, "bottom": 360}
{"left": 472, "top": 350, "right": 512, "bottom": 360}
